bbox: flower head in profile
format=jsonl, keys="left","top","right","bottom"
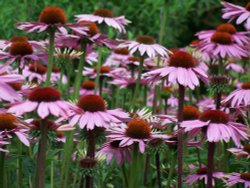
{"left": 17, "top": 6, "right": 87, "bottom": 35}
{"left": 226, "top": 172, "right": 250, "bottom": 187}
{"left": 68, "top": 95, "right": 129, "bottom": 130}
{"left": 119, "top": 35, "right": 171, "bottom": 58}
{"left": 97, "top": 140, "right": 131, "bottom": 165}
{"left": 0, "top": 67, "right": 23, "bottom": 102}
{"left": 223, "top": 82, "right": 250, "bottom": 107}
{"left": 221, "top": 1, "right": 250, "bottom": 30}
{"left": 8, "top": 87, "right": 74, "bottom": 119}
{"left": 0, "top": 113, "right": 30, "bottom": 147}
{"left": 145, "top": 50, "right": 208, "bottom": 90}
{"left": 181, "top": 110, "right": 248, "bottom": 147}
{"left": 228, "top": 144, "right": 250, "bottom": 159}
{"left": 107, "top": 119, "right": 169, "bottom": 153}
{"left": 75, "top": 8, "right": 130, "bottom": 33}
{"left": 186, "top": 165, "right": 224, "bottom": 185}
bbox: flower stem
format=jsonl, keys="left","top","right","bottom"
{"left": 143, "top": 154, "right": 150, "bottom": 186}
{"left": 45, "top": 28, "right": 55, "bottom": 86}
{"left": 74, "top": 42, "right": 86, "bottom": 98}
{"left": 177, "top": 84, "right": 185, "bottom": 188}
{"left": 155, "top": 152, "right": 162, "bottom": 188}
{"left": 0, "top": 150, "right": 6, "bottom": 188}
{"left": 85, "top": 130, "right": 96, "bottom": 188}
{"left": 132, "top": 57, "right": 144, "bottom": 108}
{"left": 166, "top": 151, "right": 176, "bottom": 188}
{"left": 95, "top": 47, "right": 102, "bottom": 95}
{"left": 34, "top": 119, "right": 48, "bottom": 188}
{"left": 17, "top": 142, "right": 22, "bottom": 188}
{"left": 207, "top": 142, "right": 216, "bottom": 188}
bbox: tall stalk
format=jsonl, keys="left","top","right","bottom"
{"left": 0, "top": 150, "right": 6, "bottom": 188}
{"left": 177, "top": 84, "right": 185, "bottom": 188}
{"left": 45, "top": 28, "right": 55, "bottom": 86}
{"left": 94, "top": 47, "right": 102, "bottom": 95}
{"left": 34, "top": 119, "right": 48, "bottom": 188}
{"left": 155, "top": 152, "right": 162, "bottom": 188}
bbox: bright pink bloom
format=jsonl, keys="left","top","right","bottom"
{"left": 226, "top": 172, "right": 250, "bottom": 187}
{"left": 75, "top": 9, "right": 130, "bottom": 33}
{"left": 97, "top": 140, "right": 131, "bottom": 165}
{"left": 145, "top": 51, "right": 208, "bottom": 90}
{"left": 119, "top": 35, "right": 171, "bottom": 58}
{"left": 223, "top": 82, "right": 250, "bottom": 107}
{"left": 68, "top": 95, "right": 129, "bottom": 130}
{"left": 107, "top": 119, "right": 170, "bottom": 153}
{"left": 181, "top": 110, "right": 248, "bottom": 147}
{"left": 186, "top": 165, "right": 224, "bottom": 185}
{"left": 222, "top": 1, "right": 250, "bottom": 30}
{"left": 8, "top": 87, "right": 74, "bottom": 119}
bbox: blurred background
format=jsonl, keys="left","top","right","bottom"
{"left": 0, "top": 0, "right": 248, "bottom": 47}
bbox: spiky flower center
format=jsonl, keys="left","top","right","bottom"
{"left": 136, "top": 35, "right": 155, "bottom": 45}
{"left": 199, "top": 110, "right": 229, "bottom": 124}
{"left": 0, "top": 113, "right": 17, "bottom": 131}
{"left": 8, "top": 82, "right": 22, "bottom": 91}
{"left": 10, "top": 42, "right": 33, "bottom": 56}
{"left": 77, "top": 95, "right": 105, "bottom": 112}
{"left": 211, "top": 32, "right": 232, "bottom": 45}
{"left": 125, "top": 119, "right": 151, "bottom": 139}
{"left": 94, "top": 66, "right": 110, "bottom": 74}
{"left": 241, "top": 82, "right": 250, "bottom": 89}
{"left": 78, "top": 21, "right": 99, "bottom": 36}
{"left": 128, "top": 57, "right": 140, "bottom": 62}
{"left": 93, "top": 9, "right": 113, "bottom": 18}
{"left": 29, "top": 62, "right": 47, "bottom": 75}
{"left": 114, "top": 48, "right": 129, "bottom": 55}
{"left": 110, "top": 140, "right": 121, "bottom": 148}
{"left": 28, "top": 87, "right": 61, "bottom": 102}
{"left": 169, "top": 51, "right": 196, "bottom": 68}
{"left": 243, "top": 144, "right": 250, "bottom": 154}
{"left": 10, "top": 36, "right": 28, "bottom": 42}
{"left": 216, "top": 23, "right": 237, "bottom": 34}
{"left": 79, "top": 157, "right": 98, "bottom": 169}
{"left": 240, "top": 173, "right": 250, "bottom": 181}
{"left": 82, "top": 81, "right": 95, "bottom": 90}
{"left": 39, "top": 6, "right": 66, "bottom": 24}
{"left": 183, "top": 106, "right": 200, "bottom": 121}
{"left": 246, "top": 2, "right": 250, "bottom": 11}
{"left": 196, "top": 167, "right": 208, "bottom": 175}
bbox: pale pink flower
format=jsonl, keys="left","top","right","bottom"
{"left": 145, "top": 51, "right": 208, "bottom": 90}
{"left": 223, "top": 82, "right": 250, "bottom": 107}
{"left": 226, "top": 172, "right": 250, "bottom": 187}
{"left": 8, "top": 87, "right": 74, "bottom": 119}
{"left": 225, "top": 62, "right": 244, "bottom": 73}
{"left": 228, "top": 144, "right": 250, "bottom": 159}
{"left": 181, "top": 110, "right": 248, "bottom": 147}
{"left": 119, "top": 35, "right": 171, "bottom": 58}
{"left": 75, "top": 9, "right": 130, "bottom": 33}
{"left": 97, "top": 140, "right": 131, "bottom": 165}
{"left": 222, "top": 1, "right": 250, "bottom": 30}
{"left": 68, "top": 95, "right": 129, "bottom": 130}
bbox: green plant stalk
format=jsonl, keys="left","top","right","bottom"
{"left": 121, "top": 164, "right": 128, "bottom": 187}
{"left": 34, "top": 119, "right": 48, "bottom": 188}
{"left": 0, "top": 150, "right": 6, "bottom": 188}
{"left": 17, "top": 142, "right": 22, "bottom": 188}
{"left": 128, "top": 148, "right": 139, "bottom": 188}
{"left": 94, "top": 47, "right": 103, "bottom": 94}
{"left": 45, "top": 28, "right": 55, "bottom": 86}
{"left": 166, "top": 151, "right": 177, "bottom": 188}
{"left": 51, "top": 161, "right": 54, "bottom": 188}
{"left": 132, "top": 57, "right": 144, "bottom": 108}
{"left": 159, "top": 0, "right": 168, "bottom": 43}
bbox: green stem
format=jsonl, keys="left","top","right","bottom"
{"left": 94, "top": 47, "right": 102, "bottom": 94}
{"left": 166, "top": 151, "right": 176, "bottom": 188}
{"left": 50, "top": 161, "right": 54, "bottom": 188}
{"left": 45, "top": 28, "right": 55, "bottom": 86}
{"left": 121, "top": 164, "right": 128, "bottom": 187}
{"left": 17, "top": 142, "right": 22, "bottom": 188}
{"left": 0, "top": 150, "right": 6, "bottom": 188}
{"left": 74, "top": 43, "right": 86, "bottom": 98}
{"left": 34, "top": 119, "right": 48, "bottom": 188}
{"left": 132, "top": 57, "right": 144, "bottom": 108}
{"left": 159, "top": 0, "right": 168, "bottom": 43}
